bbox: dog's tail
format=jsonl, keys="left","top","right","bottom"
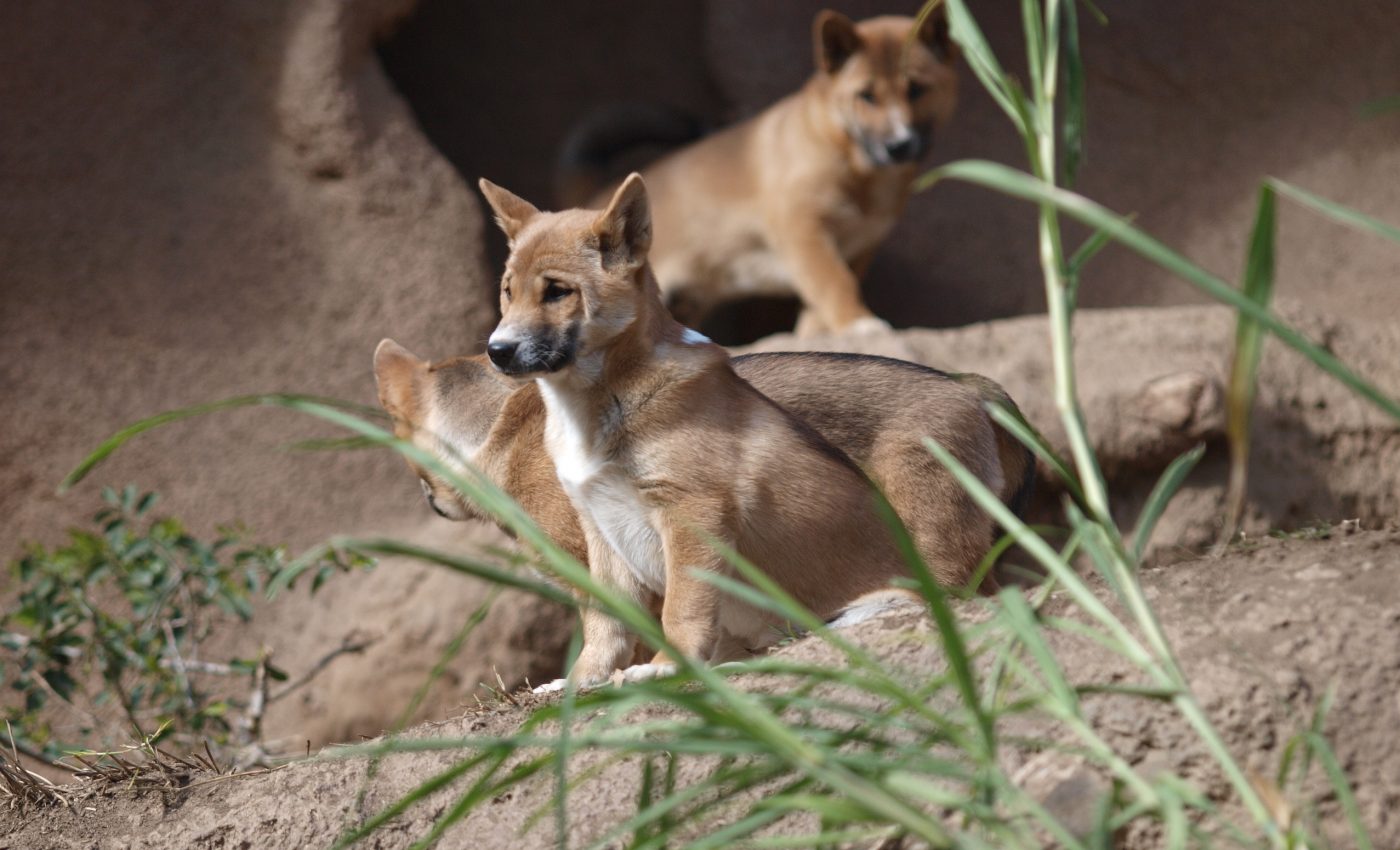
{"left": 555, "top": 102, "right": 708, "bottom": 207}
{"left": 956, "top": 374, "right": 1036, "bottom": 519}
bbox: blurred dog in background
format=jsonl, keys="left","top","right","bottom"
{"left": 558, "top": 10, "right": 960, "bottom": 336}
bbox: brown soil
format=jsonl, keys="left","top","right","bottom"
{"left": 4, "top": 528, "right": 1398, "bottom": 848}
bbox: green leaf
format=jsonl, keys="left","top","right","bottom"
{"left": 920, "top": 160, "right": 1400, "bottom": 424}
{"left": 1304, "top": 732, "right": 1374, "bottom": 850}
{"left": 1270, "top": 177, "right": 1400, "bottom": 245}
{"left": 942, "top": 0, "right": 1028, "bottom": 135}
{"left": 1218, "top": 186, "right": 1277, "bottom": 549}
{"left": 1131, "top": 444, "right": 1206, "bottom": 562}
{"left": 59, "top": 394, "right": 385, "bottom": 493}
{"left": 1059, "top": 0, "right": 1086, "bottom": 185}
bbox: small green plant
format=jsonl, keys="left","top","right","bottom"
{"left": 1, "top": 485, "right": 371, "bottom": 764}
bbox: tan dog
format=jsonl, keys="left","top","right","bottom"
{"left": 374, "top": 345, "right": 1033, "bottom": 587}
{"left": 475, "top": 173, "right": 1005, "bottom": 689}
{"left": 563, "top": 10, "right": 959, "bottom": 336}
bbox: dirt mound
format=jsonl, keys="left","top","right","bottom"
{"left": 5, "top": 528, "right": 1396, "bottom": 848}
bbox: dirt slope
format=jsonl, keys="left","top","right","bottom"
{"left": 4, "top": 529, "right": 1396, "bottom": 848}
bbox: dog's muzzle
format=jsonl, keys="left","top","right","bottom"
{"left": 487, "top": 326, "right": 577, "bottom": 376}
{"left": 858, "top": 123, "right": 932, "bottom": 168}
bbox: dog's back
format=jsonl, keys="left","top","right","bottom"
{"left": 735, "top": 352, "right": 1030, "bottom": 589}
{"left": 381, "top": 344, "right": 1029, "bottom": 593}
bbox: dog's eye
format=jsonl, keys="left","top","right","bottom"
{"left": 857, "top": 86, "right": 878, "bottom": 104}
{"left": 502, "top": 285, "right": 512, "bottom": 302}
{"left": 907, "top": 80, "right": 928, "bottom": 100}
{"left": 542, "top": 279, "right": 573, "bottom": 303}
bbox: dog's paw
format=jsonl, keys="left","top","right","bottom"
{"left": 531, "top": 678, "right": 567, "bottom": 694}
{"left": 612, "top": 662, "right": 678, "bottom": 686}
{"left": 845, "top": 316, "right": 892, "bottom": 336}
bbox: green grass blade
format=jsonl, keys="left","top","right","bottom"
{"left": 869, "top": 487, "right": 997, "bottom": 760}
{"left": 921, "top": 160, "right": 1400, "bottom": 424}
{"left": 1131, "top": 444, "right": 1206, "bottom": 562}
{"left": 1218, "top": 185, "right": 1277, "bottom": 551}
{"left": 331, "top": 752, "right": 490, "bottom": 849}
{"left": 1303, "top": 732, "right": 1374, "bottom": 850}
{"left": 1059, "top": 0, "right": 1085, "bottom": 185}
{"left": 58, "top": 393, "right": 380, "bottom": 492}
{"left": 942, "top": 0, "right": 1027, "bottom": 135}
{"left": 921, "top": 436, "right": 1154, "bottom": 671}
{"left": 299, "top": 538, "right": 575, "bottom": 607}
{"left": 1270, "top": 178, "right": 1400, "bottom": 245}
{"left": 985, "top": 399, "right": 1087, "bottom": 509}
{"left": 998, "top": 588, "right": 1077, "bottom": 712}
{"left": 406, "top": 754, "right": 552, "bottom": 850}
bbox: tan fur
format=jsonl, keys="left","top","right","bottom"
{"left": 468, "top": 174, "right": 1018, "bottom": 688}
{"left": 567, "top": 11, "right": 959, "bottom": 335}
{"left": 376, "top": 346, "right": 1033, "bottom": 591}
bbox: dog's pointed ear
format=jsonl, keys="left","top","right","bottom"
{"left": 915, "top": 7, "right": 957, "bottom": 63}
{"left": 478, "top": 178, "right": 540, "bottom": 242}
{"left": 591, "top": 173, "right": 652, "bottom": 270}
{"left": 814, "top": 10, "right": 861, "bottom": 73}
{"left": 374, "top": 338, "right": 427, "bottom": 419}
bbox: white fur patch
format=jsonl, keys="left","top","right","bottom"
{"left": 616, "top": 662, "right": 677, "bottom": 684}
{"left": 531, "top": 662, "right": 678, "bottom": 696}
{"left": 681, "top": 327, "right": 711, "bottom": 345}
{"left": 537, "top": 378, "right": 602, "bottom": 485}
{"left": 537, "top": 373, "right": 667, "bottom": 594}
{"left": 845, "top": 316, "right": 893, "bottom": 336}
{"left": 725, "top": 248, "right": 794, "bottom": 295}
{"left": 826, "top": 590, "right": 922, "bottom": 630}
{"left": 586, "top": 475, "right": 666, "bottom": 593}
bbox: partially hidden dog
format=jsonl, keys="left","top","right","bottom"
{"left": 559, "top": 10, "right": 960, "bottom": 336}
{"left": 461, "top": 172, "right": 1018, "bottom": 689}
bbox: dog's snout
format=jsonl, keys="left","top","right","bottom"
{"left": 487, "top": 340, "right": 518, "bottom": 370}
{"left": 885, "top": 136, "right": 919, "bottom": 163}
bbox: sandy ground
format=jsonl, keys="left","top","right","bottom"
{"left": 4, "top": 528, "right": 1397, "bottom": 849}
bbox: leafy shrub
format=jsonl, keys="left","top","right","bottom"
{"left": 1, "top": 485, "right": 370, "bottom": 762}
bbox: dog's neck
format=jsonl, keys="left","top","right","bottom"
{"left": 536, "top": 264, "right": 721, "bottom": 447}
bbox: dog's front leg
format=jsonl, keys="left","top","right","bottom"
{"left": 651, "top": 520, "right": 730, "bottom": 668}
{"left": 772, "top": 217, "right": 885, "bottom": 335}
{"left": 535, "top": 526, "right": 640, "bottom": 694}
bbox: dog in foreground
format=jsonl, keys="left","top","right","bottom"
{"left": 374, "top": 344, "right": 1033, "bottom": 606}
{"left": 561, "top": 10, "right": 959, "bottom": 336}
{"left": 459, "top": 173, "right": 1025, "bottom": 691}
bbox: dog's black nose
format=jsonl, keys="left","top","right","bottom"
{"left": 885, "top": 136, "right": 919, "bottom": 163}
{"left": 487, "top": 340, "right": 518, "bottom": 369}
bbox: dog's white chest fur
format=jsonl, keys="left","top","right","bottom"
{"left": 538, "top": 378, "right": 667, "bottom": 594}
